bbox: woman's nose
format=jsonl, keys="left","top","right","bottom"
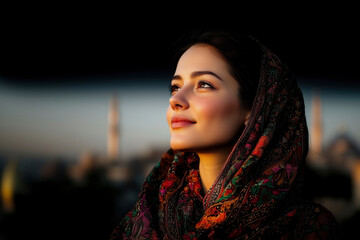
{"left": 169, "top": 88, "right": 190, "bottom": 110}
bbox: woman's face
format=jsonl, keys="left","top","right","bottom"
{"left": 166, "top": 44, "right": 251, "bottom": 152}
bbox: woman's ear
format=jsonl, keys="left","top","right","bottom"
{"left": 244, "top": 110, "right": 251, "bottom": 126}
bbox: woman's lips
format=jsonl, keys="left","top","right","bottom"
{"left": 171, "top": 115, "right": 196, "bottom": 129}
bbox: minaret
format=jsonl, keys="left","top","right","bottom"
{"left": 311, "top": 90, "right": 323, "bottom": 155}
{"left": 308, "top": 90, "right": 325, "bottom": 168}
{"left": 108, "top": 93, "right": 119, "bottom": 161}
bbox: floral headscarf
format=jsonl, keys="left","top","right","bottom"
{"left": 110, "top": 37, "right": 341, "bottom": 239}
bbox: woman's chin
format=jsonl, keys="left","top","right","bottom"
{"left": 170, "top": 142, "right": 197, "bottom": 152}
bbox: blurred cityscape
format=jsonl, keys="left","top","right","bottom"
{"left": 0, "top": 91, "right": 359, "bottom": 240}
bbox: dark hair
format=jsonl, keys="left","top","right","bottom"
{"left": 172, "top": 30, "right": 262, "bottom": 110}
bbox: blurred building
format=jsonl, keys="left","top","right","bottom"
{"left": 0, "top": 158, "right": 28, "bottom": 213}
{"left": 0, "top": 93, "right": 164, "bottom": 240}
{"left": 306, "top": 90, "right": 360, "bottom": 224}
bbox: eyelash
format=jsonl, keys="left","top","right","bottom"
{"left": 168, "top": 81, "right": 214, "bottom": 95}
{"left": 168, "top": 84, "right": 180, "bottom": 95}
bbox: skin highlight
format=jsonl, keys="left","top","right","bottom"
{"left": 166, "top": 44, "right": 251, "bottom": 194}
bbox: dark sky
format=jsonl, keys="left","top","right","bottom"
{"left": 1, "top": 4, "right": 359, "bottom": 87}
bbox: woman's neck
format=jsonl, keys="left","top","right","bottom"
{"left": 197, "top": 146, "right": 232, "bottom": 195}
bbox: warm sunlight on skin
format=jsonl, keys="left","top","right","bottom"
{"left": 166, "top": 44, "right": 251, "bottom": 193}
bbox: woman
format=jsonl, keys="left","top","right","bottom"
{"left": 110, "top": 30, "right": 341, "bottom": 239}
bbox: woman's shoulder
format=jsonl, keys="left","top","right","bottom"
{"left": 282, "top": 199, "right": 343, "bottom": 239}
{"left": 291, "top": 199, "right": 338, "bottom": 221}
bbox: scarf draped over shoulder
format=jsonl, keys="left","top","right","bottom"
{"left": 110, "top": 40, "right": 341, "bottom": 240}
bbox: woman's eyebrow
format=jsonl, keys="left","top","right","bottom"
{"left": 172, "top": 71, "right": 224, "bottom": 81}
{"left": 191, "top": 71, "right": 223, "bottom": 81}
{"left": 172, "top": 75, "right": 182, "bottom": 81}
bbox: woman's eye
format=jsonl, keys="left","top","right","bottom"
{"left": 169, "top": 85, "right": 180, "bottom": 95}
{"left": 198, "top": 81, "right": 214, "bottom": 89}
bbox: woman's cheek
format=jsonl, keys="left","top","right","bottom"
{"left": 199, "top": 96, "right": 244, "bottom": 141}
{"left": 196, "top": 96, "right": 238, "bottom": 121}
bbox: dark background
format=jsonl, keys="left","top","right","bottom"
{"left": 1, "top": 4, "right": 359, "bottom": 240}
{"left": 1, "top": 4, "right": 359, "bottom": 86}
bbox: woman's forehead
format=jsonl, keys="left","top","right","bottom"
{"left": 175, "top": 44, "right": 229, "bottom": 76}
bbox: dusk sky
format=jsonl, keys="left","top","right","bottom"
{"left": 1, "top": 74, "right": 359, "bottom": 160}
